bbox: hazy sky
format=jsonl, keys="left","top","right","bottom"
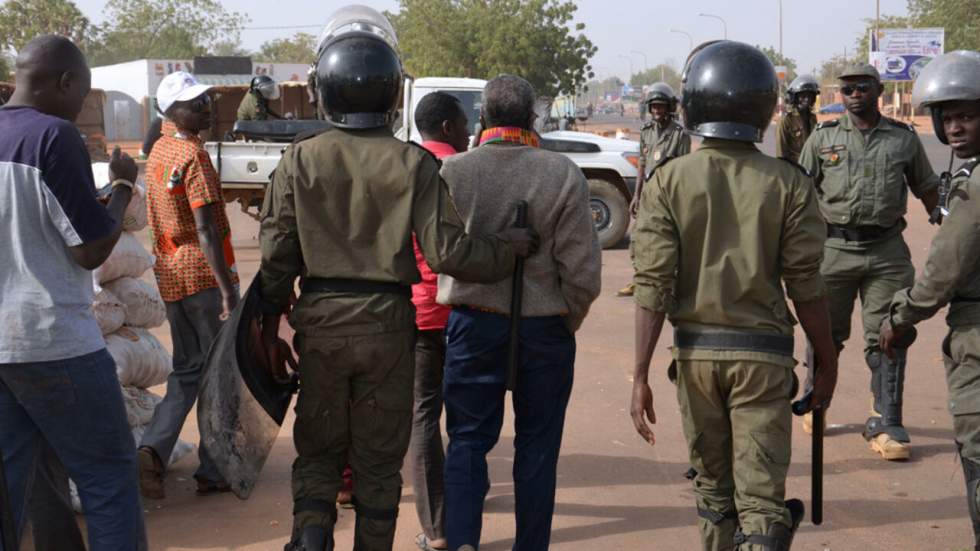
{"left": 72, "top": 0, "right": 910, "bottom": 77}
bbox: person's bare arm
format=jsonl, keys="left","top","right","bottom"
{"left": 69, "top": 148, "right": 136, "bottom": 269}
{"left": 793, "top": 296, "right": 839, "bottom": 407}
{"left": 193, "top": 205, "right": 239, "bottom": 318}
{"left": 631, "top": 305, "right": 666, "bottom": 445}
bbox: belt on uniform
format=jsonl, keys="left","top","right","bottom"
{"left": 301, "top": 277, "right": 411, "bottom": 297}
{"left": 826, "top": 222, "right": 897, "bottom": 242}
{"left": 952, "top": 296, "right": 980, "bottom": 304}
{"left": 674, "top": 329, "right": 794, "bottom": 357}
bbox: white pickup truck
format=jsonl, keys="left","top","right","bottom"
{"left": 207, "top": 77, "right": 640, "bottom": 248}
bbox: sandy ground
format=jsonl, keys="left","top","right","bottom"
{"left": 49, "top": 119, "right": 973, "bottom": 551}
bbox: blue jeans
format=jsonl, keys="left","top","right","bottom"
{"left": 0, "top": 349, "right": 145, "bottom": 550}
{"left": 443, "top": 308, "right": 575, "bottom": 551}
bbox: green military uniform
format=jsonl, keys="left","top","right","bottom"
{"left": 634, "top": 139, "right": 826, "bottom": 550}
{"left": 237, "top": 91, "right": 270, "bottom": 121}
{"left": 259, "top": 126, "right": 515, "bottom": 549}
{"left": 775, "top": 109, "right": 816, "bottom": 163}
{"left": 889, "top": 157, "right": 980, "bottom": 536}
{"left": 799, "top": 111, "right": 938, "bottom": 449}
{"left": 638, "top": 118, "right": 691, "bottom": 179}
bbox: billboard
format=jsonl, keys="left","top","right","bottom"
{"left": 869, "top": 28, "right": 945, "bottom": 82}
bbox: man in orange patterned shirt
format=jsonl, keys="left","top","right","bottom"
{"left": 138, "top": 72, "right": 240, "bottom": 500}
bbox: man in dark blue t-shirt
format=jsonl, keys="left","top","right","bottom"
{"left": 0, "top": 35, "right": 145, "bottom": 551}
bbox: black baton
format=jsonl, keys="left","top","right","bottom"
{"left": 792, "top": 343, "right": 823, "bottom": 525}
{"left": 506, "top": 201, "right": 528, "bottom": 391}
{"left": 0, "top": 451, "right": 16, "bottom": 551}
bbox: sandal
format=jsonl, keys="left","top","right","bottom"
{"left": 415, "top": 533, "right": 448, "bottom": 551}
{"left": 195, "top": 479, "right": 232, "bottom": 496}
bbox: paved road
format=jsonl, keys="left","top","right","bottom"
{"left": 129, "top": 121, "right": 975, "bottom": 550}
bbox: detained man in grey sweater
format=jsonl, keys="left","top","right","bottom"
{"left": 437, "top": 74, "right": 601, "bottom": 551}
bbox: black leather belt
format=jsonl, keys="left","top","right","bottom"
{"left": 301, "top": 277, "right": 411, "bottom": 297}
{"left": 827, "top": 223, "right": 896, "bottom": 242}
{"left": 675, "top": 329, "right": 794, "bottom": 357}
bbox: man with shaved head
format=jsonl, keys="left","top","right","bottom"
{"left": 0, "top": 35, "right": 145, "bottom": 550}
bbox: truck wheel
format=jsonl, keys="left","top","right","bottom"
{"left": 588, "top": 178, "right": 629, "bottom": 249}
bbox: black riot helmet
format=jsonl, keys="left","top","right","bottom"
{"left": 644, "top": 82, "right": 678, "bottom": 112}
{"left": 314, "top": 5, "right": 403, "bottom": 129}
{"left": 912, "top": 50, "right": 980, "bottom": 144}
{"left": 785, "top": 74, "right": 820, "bottom": 106}
{"left": 681, "top": 41, "right": 778, "bottom": 143}
{"left": 250, "top": 75, "right": 281, "bottom": 101}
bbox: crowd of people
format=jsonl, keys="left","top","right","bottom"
{"left": 2, "top": 4, "right": 980, "bottom": 551}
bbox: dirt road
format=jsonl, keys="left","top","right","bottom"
{"left": 119, "top": 123, "right": 975, "bottom": 550}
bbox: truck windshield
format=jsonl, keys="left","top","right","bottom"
{"left": 443, "top": 90, "right": 482, "bottom": 135}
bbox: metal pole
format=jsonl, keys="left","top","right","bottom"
{"left": 630, "top": 50, "right": 649, "bottom": 72}
{"left": 618, "top": 54, "right": 634, "bottom": 82}
{"left": 778, "top": 0, "right": 783, "bottom": 57}
{"left": 670, "top": 28, "right": 694, "bottom": 52}
{"left": 699, "top": 13, "right": 727, "bottom": 39}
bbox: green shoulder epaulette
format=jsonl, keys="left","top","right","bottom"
{"left": 815, "top": 119, "right": 839, "bottom": 131}
{"left": 645, "top": 154, "right": 675, "bottom": 182}
{"left": 407, "top": 140, "right": 444, "bottom": 168}
{"left": 956, "top": 158, "right": 980, "bottom": 178}
{"left": 778, "top": 157, "right": 811, "bottom": 177}
{"left": 885, "top": 117, "right": 916, "bottom": 132}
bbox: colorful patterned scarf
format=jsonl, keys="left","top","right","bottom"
{"left": 478, "top": 126, "right": 540, "bottom": 148}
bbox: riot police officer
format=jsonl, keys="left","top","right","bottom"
{"left": 631, "top": 41, "right": 837, "bottom": 551}
{"left": 258, "top": 6, "right": 537, "bottom": 550}
{"left": 799, "top": 64, "right": 940, "bottom": 460}
{"left": 237, "top": 74, "right": 281, "bottom": 121}
{"left": 881, "top": 50, "right": 980, "bottom": 549}
{"left": 776, "top": 74, "right": 820, "bottom": 163}
{"left": 618, "top": 82, "right": 690, "bottom": 297}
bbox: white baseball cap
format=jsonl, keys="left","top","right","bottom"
{"left": 156, "top": 71, "right": 211, "bottom": 115}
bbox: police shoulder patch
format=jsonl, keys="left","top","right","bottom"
{"left": 645, "top": 155, "right": 675, "bottom": 181}
{"left": 815, "top": 119, "right": 840, "bottom": 131}
{"left": 885, "top": 117, "right": 916, "bottom": 133}
{"left": 779, "top": 157, "right": 811, "bottom": 177}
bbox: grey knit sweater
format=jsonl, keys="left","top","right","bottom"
{"left": 437, "top": 142, "right": 601, "bottom": 331}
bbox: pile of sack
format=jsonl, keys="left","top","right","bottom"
{"left": 72, "top": 164, "right": 195, "bottom": 509}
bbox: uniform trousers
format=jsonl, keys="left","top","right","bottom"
{"left": 674, "top": 359, "right": 794, "bottom": 551}
{"left": 443, "top": 308, "right": 575, "bottom": 551}
{"left": 942, "top": 326, "right": 980, "bottom": 550}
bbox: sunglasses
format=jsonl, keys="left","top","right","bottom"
{"left": 840, "top": 82, "right": 875, "bottom": 96}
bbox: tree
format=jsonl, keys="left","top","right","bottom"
{"left": 255, "top": 32, "right": 317, "bottom": 63}
{"left": 211, "top": 40, "right": 251, "bottom": 57}
{"left": 87, "top": 0, "right": 249, "bottom": 66}
{"left": 909, "top": 0, "right": 980, "bottom": 52}
{"left": 388, "top": 0, "right": 596, "bottom": 98}
{"left": 629, "top": 64, "right": 681, "bottom": 91}
{"left": 0, "top": 0, "right": 91, "bottom": 53}
{"left": 819, "top": 54, "right": 853, "bottom": 85}
{"left": 853, "top": 14, "right": 911, "bottom": 64}
{"left": 757, "top": 45, "right": 798, "bottom": 83}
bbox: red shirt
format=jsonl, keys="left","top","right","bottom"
{"left": 413, "top": 140, "right": 458, "bottom": 330}
{"left": 146, "top": 121, "right": 238, "bottom": 302}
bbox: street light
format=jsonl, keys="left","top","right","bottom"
{"left": 777, "top": 0, "right": 783, "bottom": 57}
{"left": 630, "top": 50, "right": 649, "bottom": 73}
{"left": 698, "top": 13, "right": 728, "bottom": 39}
{"left": 618, "top": 54, "right": 634, "bottom": 80}
{"left": 670, "top": 28, "right": 694, "bottom": 52}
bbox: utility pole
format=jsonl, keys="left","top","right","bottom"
{"left": 778, "top": 0, "right": 783, "bottom": 57}
{"left": 699, "top": 13, "right": 728, "bottom": 39}
{"left": 630, "top": 50, "right": 649, "bottom": 73}
{"left": 670, "top": 28, "right": 694, "bottom": 52}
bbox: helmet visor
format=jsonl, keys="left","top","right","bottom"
{"left": 316, "top": 5, "right": 399, "bottom": 59}
{"left": 256, "top": 80, "right": 281, "bottom": 101}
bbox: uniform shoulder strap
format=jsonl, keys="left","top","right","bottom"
{"left": 956, "top": 158, "right": 980, "bottom": 178}
{"left": 406, "top": 140, "right": 445, "bottom": 168}
{"left": 291, "top": 126, "right": 331, "bottom": 144}
{"left": 778, "top": 157, "right": 811, "bottom": 177}
{"left": 645, "top": 155, "right": 675, "bottom": 181}
{"left": 885, "top": 117, "right": 916, "bottom": 133}
{"left": 815, "top": 119, "right": 839, "bottom": 131}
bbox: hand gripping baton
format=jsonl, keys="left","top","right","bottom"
{"left": 792, "top": 344, "right": 824, "bottom": 525}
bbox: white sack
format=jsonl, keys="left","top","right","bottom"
{"left": 104, "top": 277, "right": 166, "bottom": 329}
{"left": 106, "top": 327, "right": 171, "bottom": 388}
{"left": 120, "top": 386, "right": 162, "bottom": 428}
{"left": 93, "top": 232, "right": 154, "bottom": 285}
{"left": 92, "top": 288, "right": 126, "bottom": 335}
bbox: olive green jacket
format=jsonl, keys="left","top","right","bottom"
{"left": 237, "top": 92, "right": 269, "bottom": 121}
{"left": 799, "top": 114, "right": 939, "bottom": 249}
{"left": 633, "top": 139, "right": 826, "bottom": 365}
{"left": 891, "top": 159, "right": 980, "bottom": 329}
{"left": 639, "top": 119, "right": 691, "bottom": 178}
{"left": 259, "top": 127, "right": 514, "bottom": 334}
{"left": 775, "top": 109, "right": 817, "bottom": 163}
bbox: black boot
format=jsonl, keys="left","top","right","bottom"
{"left": 733, "top": 499, "right": 804, "bottom": 550}
{"left": 864, "top": 350, "right": 911, "bottom": 443}
{"left": 959, "top": 451, "right": 980, "bottom": 551}
{"left": 284, "top": 525, "right": 333, "bottom": 551}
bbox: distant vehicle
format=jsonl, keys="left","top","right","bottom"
{"left": 819, "top": 102, "right": 846, "bottom": 114}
